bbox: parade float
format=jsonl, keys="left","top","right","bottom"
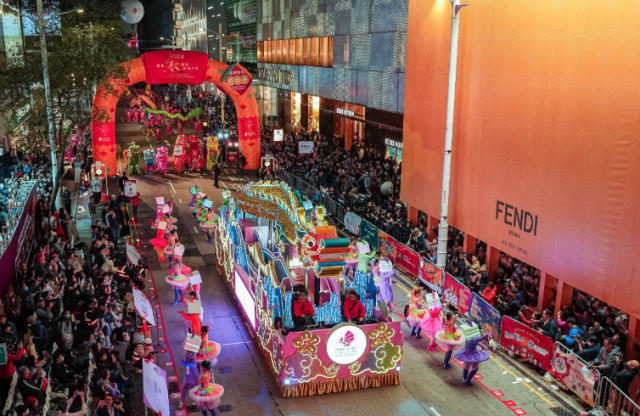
{"left": 213, "top": 181, "right": 403, "bottom": 397}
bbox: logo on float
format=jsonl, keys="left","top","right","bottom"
{"left": 339, "top": 331, "right": 354, "bottom": 347}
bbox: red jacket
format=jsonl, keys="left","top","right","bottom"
{"left": 343, "top": 298, "right": 365, "bottom": 320}
{"left": 293, "top": 300, "right": 315, "bottom": 318}
{"left": 0, "top": 347, "right": 25, "bottom": 379}
{"left": 482, "top": 286, "right": 496, "bottom": 306}
{"left": 128, "top": 193, "right": 140, "bottom": 207}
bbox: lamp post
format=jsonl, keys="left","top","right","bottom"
{"left": 436, "top": 0, "right": 469, "bottom": 269}
{"left": 200, "top": 25, "right": 226, "bottom": 63}
{"left": 159, "top": 36, "right": 177, "bottom": 50}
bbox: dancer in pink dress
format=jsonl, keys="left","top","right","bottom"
{"left": 418, "top": 292, "right": 444, "bottom": 350}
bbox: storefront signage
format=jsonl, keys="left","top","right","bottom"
{"left": 325, "top": 324, "right": 368, "bottom": 365}
{"left": 384, "top": 138, "right": 403, "bottom": 149}
{"left": 496, "top": 201, "right": 539, "bottom": 236}
{"left": 258, "top": 68, "right": 295, "bottom": 85}
{"left": 298, "top": 141, "right": 314, "bottom": 154}
{"left": 337, "top": 108, "right": 355, "bottom": 118}
{"left": 273, "top": 128, "right": 283, "bottom": 142}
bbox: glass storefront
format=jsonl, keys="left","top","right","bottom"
{"left": 308, "top": 96, "right": 320, "bottom": 132}
{"left": 333, "top": 102, "right": 365, "bottom": 150}
{"left": 256, "top": 85, "right": 278, "bottom": 127}
{"left": 291, "top": 92, "right": 302, "bottom": 134}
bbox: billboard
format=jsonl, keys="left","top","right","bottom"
{"left": 403, "top": 0, "right": 640, "bottom": 316}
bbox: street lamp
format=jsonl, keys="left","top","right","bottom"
{"left": 199, "top": 26, "right": 226, "bottom": 62}
{"left": 159, "top": 36, "right": 177, "bottom": 50}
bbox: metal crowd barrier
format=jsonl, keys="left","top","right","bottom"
{"left": 593, "top": 375, "right": 640, "bottom": 416}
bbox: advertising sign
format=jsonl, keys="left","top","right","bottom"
{"left": 377, "top": 230, "right": 397, "bottom": 262}
{"left": 124, "top": 180, "right": 137, "bottom": 198}
{"left": 419, "top": 259, "right": 444, "bottom": 292}
{"left": 360, "top": 220, "right": 379, "bottom": 250}
{"left": 550, "top": 344, "right": 597, "bottom": 405}
{"left": 223, "top": 64, "right": 253, "bottom": 95}
{"left": 273, "top": 128, "right": 283, "bottom": 142}
{"left": 143, "top": 359, "right": 170, "bottom": 416}
{"left": 500, "top": 316, "right": 553, "bottom": 371}
{"left": 126, "top": 243, "right": 142, "bottom": 265}
{"left": 343, "top": 211, "right": 362, "bottom": 235}
{"left": 298, "top": 141, "right": 314, "bottom": 154}
{"left": 141, "top": 50, "right": 209, "bottom": 85}
{"left": 325, "top": 324, "right": 368, "bottom": 365}
{"left": 132, "top": 286, "right": 155, "bottom": 326}
{"left": 442, "top": 274, "right": 471, "bottom": 315}
{"left": 396, "top": 244, "right": 420, "bottom": 277}
{"left": 468, "top": 293, "right": 502, "bottom": 342}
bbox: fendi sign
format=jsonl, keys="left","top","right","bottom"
{"left": 258, "top": 68, "right": 295, "bottom": 85}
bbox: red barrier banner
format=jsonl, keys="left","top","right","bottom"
{"left": 419, "top": 259, "right": 444, "bottom": 292}
{"left": 549, "top": 344, "right": 597, "bottom": 405}
{"left": 500, "top": 316, "right": 554, "bottom": 371}
{"left": 396, "top": 244, "right": 419, "bottom": 277}
{"left": 0, "top": 183, "right": 37, "bottom": 295}
{"left": 377, "top": 230, "right": 397, "bottom": 262}
{"left": 442, "top": 274, "right": 471, "bottom": 314}
{"left": 142, "top": 51, "right": 209, "bottom": 85}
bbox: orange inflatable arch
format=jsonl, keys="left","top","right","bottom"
{"left": 92, "top": 51, "right": 260, "bottom": 176}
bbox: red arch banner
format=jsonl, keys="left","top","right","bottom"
{"left": 92, "top": 51, "right": 260, "bottom": 176}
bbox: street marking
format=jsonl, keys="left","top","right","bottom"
{"left": 489, "top": 356, "right": 555, "bottom": 407}
{"left": 179, "top": 199, "right": 182, "bottom": 203}
{"left": 168, "top": 181, "right": 177, "bottom": 194}
{"left": 429, "top": 408, "right": 442, "bottom": 416}
{"left": 394, "top": 281, "right": 411, "bottom": 295}
{"left": 193, "top": 226, "right": 198, "bottom": 234}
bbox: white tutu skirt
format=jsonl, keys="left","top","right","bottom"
{"left": 434, "top": 330, "right": 465, "bottom": 351}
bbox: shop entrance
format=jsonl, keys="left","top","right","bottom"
{"left": 333, "top": 103, "right": 365, "bottom": 149}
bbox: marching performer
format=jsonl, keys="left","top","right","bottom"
{"left": 435, "top": 312, "right": 464, "bottom": 369}
{"left": 189, "top": 360, "right": 224, "bottom": 416}
{"left": 454, "top": 329, "right": 492, "bottom": 386}
{"left": 418, "top": 292, "right": 444, "bottom": 349}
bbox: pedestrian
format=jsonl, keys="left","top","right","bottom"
{"left": 237, "top": 152, "right": 246, "bottom": 178}
{"left": 213, "top": 163, "right": 221, "bottom": 188}
{"left": 91, "top": 176, "right": 102, "bottom": 205}
{"left": 73, "top": 158, "right": 82, "bottom": 183}
{"left": 128, "top": 191, "right": 140, "bottom": 218}
{"left": 61, "top": 186, "right": 72, "bottom": 216}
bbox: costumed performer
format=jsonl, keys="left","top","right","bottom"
{"left": 407, "top": 287, "right": 426, "bottom": 338}
{"left": 205, "top": 137, "right": 220, "bottom": 171}
{"left": 149, "top": 222, "right": 168, "bottom": 262}
{"left": 163, "top": 231, "right": 177, "bottom": 269}
{"left": 454, "top": 329, "right": 492, "bottom": 386}
{"left": 200, "top": 208, "right": 219, "bottom": 243}
{"left": 197, "top": 326, "right": 221, "bottom": 365}
{"left": 143, "top": 149, "right": 156, "bottom": 173}
{"left": 189, "top": 360, "right": 224, "bottom": 416}
{"left": 173, "top": 135, "right": 188, "bottom": 173}
{"left": 170, "top": 251, "right": 193, "bottom": 277}
{"left": 435, "top": 311, "right": 464, "bottom": 369}
{"left": 179, "top": 339, "right": 200, "bottom": 408}
{"left": 372, "top": 256, "right": 396, "bottom": 304}
{"left": 156, "top": 147, "right": 169, "bottom": 173}
{"left": 188, "top": 186, "right": 201, "bottom": 208}
{"left": 180, "top": 291, "right": 203, "bottom": 335}
{"left": 357, "top": 241, "right": 376, "bottom": 274}
{"left": 166, "top": 262, "right": 191, "bottom": 306}
{"left": 344, "top": 239, "right": 359, "bottom": 278}
{"left": 417, "top": 292, "right": 444, "bottom": 349}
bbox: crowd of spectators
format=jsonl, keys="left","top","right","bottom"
{"left": 0, "top": 146, "right": 147, "bottom": 416}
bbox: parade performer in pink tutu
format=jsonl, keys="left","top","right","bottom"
{"left": 407, "top": 287, "right": 425, "bottom": 338}
{"left": 190, "top": 360, "right": 224, "bottom": 416}
{"left": 197, "top": 326, "right": 221, "bottom": 365}
{"left": 418, "top": 292, "right": 443, "bottom": 348}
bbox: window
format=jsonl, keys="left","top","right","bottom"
{"left": 257, "top": 37, "right": 333, "bottom": 67}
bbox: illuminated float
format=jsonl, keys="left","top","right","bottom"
{"left": 213, "top": 181, "right": 404, "bottom": 397}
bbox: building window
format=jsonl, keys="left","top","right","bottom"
{"left": 257, "top": 37, "right": 332, "bottom": 67}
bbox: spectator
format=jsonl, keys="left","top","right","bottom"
{"left": 578, "top": 336, "right": 601, "bottom": 362}
{"left": 589, "top": 338, "right": 620, "bottom": 377}
{"left": 96, "top": 394, "right": 125, "bottom": 416}
{"left": 481, "top": 282, "right": 496, "bottom": 306}
{"left": 538, "top": 309, "right": 557, "bottom": 339}
{"left": 343, "top": 290, "right": 365, "bottom": 324}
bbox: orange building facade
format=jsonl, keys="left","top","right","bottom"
{"left": 402, "top": 0, "right": 640, "bottom": 354}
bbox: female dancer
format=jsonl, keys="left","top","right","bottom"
{"left": 454, "top": 331, "right": 492, "bottom": 386}
{"left": 407, "top": 287, "right": 425, "bottom": 338}
{"left": 200, "top": 208, "right": 219, "bottom": 243}
{"left": 197, "top": 326, "right": 221, "bottom": 365}
{"left": 435, "top": 311, "right": 464, "bottom": 368}
{"left": 190, "top": 360, "right": 224, "bottom": 416}
{"left": 418, "top": 292, "right": 443, "bottom": 348}
{"left": 179, "top": 347, "right": 199, "bottom": 408}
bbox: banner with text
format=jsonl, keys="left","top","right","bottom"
{"left": 419, "top": 259, "right": 444, "bottom": 292}
{"left": 343, "top": 211, "right": 362, "bottom": 235}
{"left": 133, "top": 286, "right": 156, "bottom": 326}
{"left": 143, "top": 359, "right": 170, "bottom": 416}
{"left": 126, "top": 243, "right": 142, "bottom": 265}
{"left": 142, "top": 51, "right": 209, "bottom": 85}
{"left": 500, "top": 316, "right": 553, "bottom": 371}
{"left": 298, "top": 141, "right": 314, "bottom": 154}
{"left": 442, "top": 274, "right": 471, "bottom": 315}
{"left": 468, "top": 293, "right": 502, "bottom": 342}
{"left": 550, "top": 344, "right": 597, "bottom": 406}
{"left": 360, "top": 220, "right": 379, "bottom": 250}
{"left": 396, "top": 244, "right": 420, "bottom": 277}
{"left": 377, "top": 230, "right": 398, "bottom": 262}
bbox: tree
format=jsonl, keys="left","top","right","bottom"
{"left": 0, "top": 0, "right": 134, "bottom": 199}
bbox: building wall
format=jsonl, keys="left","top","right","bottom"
{"left": 402, "top": 0, "right": 640, "bottom": 316}
{"left": 139, "top": 0, "right": 175, "bottom": 50}
{"left": 255, "top": 0, "right": 407, "bottom": 113}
